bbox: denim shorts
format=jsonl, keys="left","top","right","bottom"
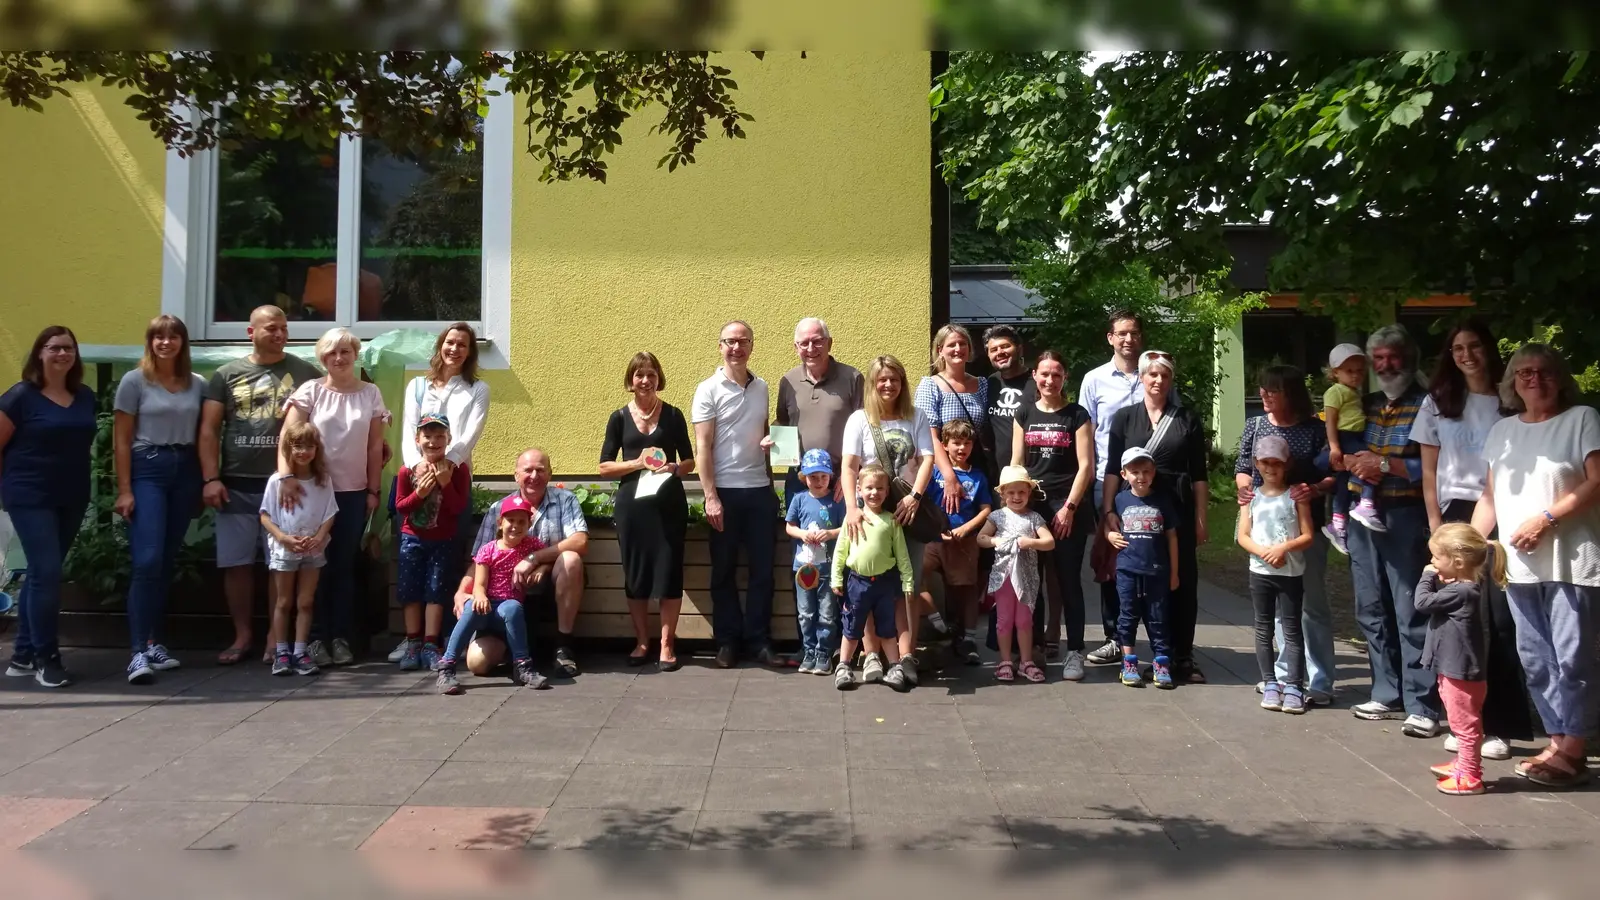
{"left": 841, "top": 569, "right": 902, "bottom": 641}
{"left": 398, "top": 533, "right": 459, "bottom": 606}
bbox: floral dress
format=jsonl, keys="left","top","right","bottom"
{"left": 985, "top": 506, "right": 1047, "bottom": 610}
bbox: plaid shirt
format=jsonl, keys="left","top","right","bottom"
{"left": 473, "top": 487, "right": 589, "bottom": 555}
{"left": 1357, "top": 386, "right": 1426, "bottom": 503}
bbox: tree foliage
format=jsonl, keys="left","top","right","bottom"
{"left": 936, "top": 50, "right": 1600, "bottom": 363}
{"left": 0, "top": 51, "right": 760, "bottom": 183}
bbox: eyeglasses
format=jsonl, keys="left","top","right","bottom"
{"left": 41, "top": 344, "right": 76, "bottom": 355}
{"left": 1112, "top": 330, "right": 1143, "bottom": 340}
{"left": 1514, "top": 367, "right": 1555, "bottom": 383}
{"left": 720, "top": 338, "right": 751, "bottom": 349}
{"left": 795, "top": 339, "right": 827, "bottom": 348}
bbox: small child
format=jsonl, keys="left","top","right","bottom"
{"left": 831, "top": 463, "right": 916, "bottom": 692}
{"left": 1235, "top": 436, "right": 1315, "bottom": 712}
{"left": 920, "top": 420, "right": 992, "bottom": 661}
{"left": 785, "top": 448, "right": 845, "bottom": 675}
{"left": 977, "top": 465, "right": 1054, "bottom": 684}
{"left": 259, "top": 422, "right": 340, "bottom": 677}
{"left": 1107, "top": 447, "right": 1181, "bottom": 690}
{"left": 394, "top": 412, "right": 472, "bottom": 672}
{"left": 1321, "top": 343, "right": 1383, "bottom": 549}
{"left": 1418, "top": 524, "right": 1507, "bottom": 796}
{"left": 436, "top": 495, "right": 549, "bottom": 694}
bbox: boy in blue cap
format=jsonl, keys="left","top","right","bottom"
{"left": 785, "top": 448, "right": 846, "bottom": 674}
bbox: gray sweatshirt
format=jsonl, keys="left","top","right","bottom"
{"left": 1414, "top": 571, "right": 1488, "bottom": 681}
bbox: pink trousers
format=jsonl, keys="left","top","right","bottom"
{"left": 1440, "top": 675, "right": 1488, "bottom": 781}
{"left": 992, "top": 577, "right": 1034, "bottom": 639}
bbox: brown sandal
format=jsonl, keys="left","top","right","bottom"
{"left": 1515, "top": 744, "right": 1559, "bottom": 777}
{"left": 1524, "top": 750, "right": 1592, "bottom": 788}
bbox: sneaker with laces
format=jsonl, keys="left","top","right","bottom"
{"left": 1430, "top": 761, "right": 1457, "bottom": 779}
{"left": 386, "top": 638, "right": 410, "bottom": 663}
{"left": 1087, "top": 640, "right": 1122, "bottom": 666}
{"left": 34, "top": 658, "right": 71, "bottom": 689}
{"left": 330, "top": 638, "right": 355, "bottom": 666}
{"left": 1437, "top": 774, "right": 1484, "bottom": 795}
{"left": 1060, "top": 650, "right": 1086, "bottom": 682}
{"left": 271, "top": 652, "right": 293, "bottom": 676}
{"left": 127, "top": 651, "right": 155, "bottom": 685}
{"left": 1119, "top": 655, "right": 1143, "bottom": 687}
{"left": 512, "top": 660, "right": 550, "bottom": 690}
{"left": 398, "top": 640, "right": 422, "bottom": 671}
{"left": 1260, "top": 681, "right": 1283, "bottom": 711}
{"left": 436, "top": 664, "right": 463, "bottom": 695}
{"left": 294, "top": 653, "right": 320, "bottom": 676}
{"left": 1321, "top": 521, "right": 1350, "bottom": 556}
{"left": 961, "top": 636, "right": 981, "bottom": 666}
{"left": 6, "top": 655, "right": 36, "bottom": 677}
{"left": 1482, "top": 737, "right": 1512, "bottom": 760}
{"left": 883, "top": 662, "right": 910, "bottom": 692}
{"left": 1402, "top": 714, "right": 1443, "bottom": 738}
{"left": 898, "top": 654, "right": 919, "bottom": 687}
{"left": 1281, "top": 685, "right": 1306, "bottom": 715}
{"left": 1152, "top": 656, "right": 1175, "bottom": 689}
{"left": 307, "top": 640, "right": 334, "bottom": 668}
{"left": 1349, "top": 499, "right": 1387, "bottom": 532}
{"left": 861, "top": 652, "right": 885, "bottom": 683}
{"left": 1352, "top": 699, "right": 1403, "bottom": 720}
{"left": 420, "top": 643, "right": 441, "bottom": 671}
{"left": 796, "top": 652, "right": 814, "bottom": 675}
{"left": 834, "top": 663, "right": 855, "bottom": 690}
{"left": 144, "top": 644, "right": 181, "bottom": 671}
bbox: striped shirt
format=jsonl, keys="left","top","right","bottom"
{"left": 1356, "top": 386, "right": 1426, "bottom": 503}
{"left": 914, "top": 375, "right": 989, "bottom": 435}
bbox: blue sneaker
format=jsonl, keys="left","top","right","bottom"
{"left": 398, "top": 640, "right": 421, "bottom": 671}
{"left": 1119, "top": 654, "right": 1143, "bottom": 687}
{"left": 796, "top": 651, "right": 817, "bottom": 675}
{"left": 420, "top": 642, "right": 441, "bottom": 671}
{"left": 1261, "top": 681, "right": 1284, "bottom": 711}
{"left": 1281, "top": 684, "right": 1306, "bottom": 715}
{"left": 1152, "top": 655, "right": 1175, "bottom": 689}
{"left": 144, "top": 644, "right": 181, "bottom": 671}
{"left": 126, "top": 651, "right": 155, "bottom": 685}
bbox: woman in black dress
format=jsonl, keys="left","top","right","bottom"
{"left": 599, "top": 351, "right": 696, "bottom": 671}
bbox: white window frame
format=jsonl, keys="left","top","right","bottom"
{"left": 160, "top": 77, "right": 512, "bottom": 368}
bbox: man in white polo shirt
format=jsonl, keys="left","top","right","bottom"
{"left": 693, "top": 320, "right": 777, "bottom": 668}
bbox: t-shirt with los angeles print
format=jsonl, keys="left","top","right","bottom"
{"left": 1014, "top": 400, "right": 1092, "bottom": 501}
{"left": 206, "top": 354, "right": 324, "bottom": 484}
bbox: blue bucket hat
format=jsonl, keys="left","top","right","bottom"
{"left": 799, "top": 448, "right": 834, "bottom": 477}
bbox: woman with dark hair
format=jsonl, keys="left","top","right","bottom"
{"left": 1234, "top": 364, "right": 1336, "bottom": 703}
{"left": 112, "top": 315, "right": 207, "bottom": 683}
{"left": 599, "top": 351, "right": 695, "bottom": 671}
{"left": 0, "top": 326, "right": 97, "bottom": 688}
{"left": 1412, "top": 319, "right": 1531, "bottom": 760}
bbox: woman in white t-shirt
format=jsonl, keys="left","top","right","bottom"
{"left": 1413, "top": 319, "right": 1529, "bottom": 757}
{"left": 840, "top": 354, "right": 934, "bottom": 681}
{"left": 1473, "top": 343, "right": 1600, "bottom": 788}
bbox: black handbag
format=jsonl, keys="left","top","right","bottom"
{"left": 868, "top": 420, "right": 948, "bottom": 544}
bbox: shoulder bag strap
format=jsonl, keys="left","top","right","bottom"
{"left": 1144, "top": 406, "right": 1178, "bottom": 458}
{"left": 868, "top": 420, "right": 894, "bottom": 474}
{"left": 934, "top": 374, "right": 975, "bottom": 425}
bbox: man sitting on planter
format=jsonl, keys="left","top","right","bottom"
{"left": 455, "top": 447, "right": 589, "bottom": 677}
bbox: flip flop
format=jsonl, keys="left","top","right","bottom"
{"left": 217, "top": 646, "right": 249, "bottom": 666}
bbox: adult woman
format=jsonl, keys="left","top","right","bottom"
{"left": 1011, "top": 350, "right": 1095, "bottom": 679}
{"left": 841, "top": 355, "right": 935, "bottom": 683}
{"left": 0, "top": 326, "right": 96, "bottom": 688}
{"left": 599, "top": 351, "right": 695, "bottom": 671}
{"left": 112, "top": 315, "right": 206, "bottom": 683}
{"left": 279, "top": 327, "right": 389, "bottom": 667}
{"left": 1105, "top": 350, "right": 1210, "bottom": 684}
{"left": 915, "top": 324, "right": 989, "bottom": 515}
{"left": 1233, "top": 365, "right": 1336, "bottom": 704}
{"left": 1413, "top": 320, "right": 1530, "bottom": 756}
{"left": 1472, "top": 344, "right": 1600, "bottom": 788}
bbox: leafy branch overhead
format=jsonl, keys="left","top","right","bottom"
{"left": 0, "top": 51, "right": 763, "bottom": 183}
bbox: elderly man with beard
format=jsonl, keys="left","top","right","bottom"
{"left": 1345, "top": 324, "right": 1445, "bottom": 738}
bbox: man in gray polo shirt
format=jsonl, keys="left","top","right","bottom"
{"left": 693, "top": 320, "right": 777, "bottom": 668}
{"left": 774, "top": 317, "right": 863, "bottom": 504}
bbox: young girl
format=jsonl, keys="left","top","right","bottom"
{"left": 830, "top": 464, "right": 915, "bottom": 691}
{"left": 1418, "top": 524, "right": 1507, "bottom": 796}
{"left": 259, "top": 423, "right": 340, "bottom": 676}
{"left": 1321, "top": 343, "right": 1382, "bottom": 548}
{"left": 978, "top": 465, "right": 1055, "bottom": 683}
{"left": 1236, "top": 436, "right": 1314, "bottom": 713}
{"left": 436, "top": 495, "right": 548, "bottom": 694}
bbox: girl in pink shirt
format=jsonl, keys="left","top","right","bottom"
{"left": 436, "top": 495, "right": 549, "bottom": 694}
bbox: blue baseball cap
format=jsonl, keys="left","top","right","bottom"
{"left": 799, "top": 448, "right": 834, "bottom": 476}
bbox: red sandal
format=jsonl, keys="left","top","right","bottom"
{"left": 1019, "top": 661, "right": 1046, "bottom": 683}
{"left": 995, "top": 661, "right": 1016, "bottom": 682}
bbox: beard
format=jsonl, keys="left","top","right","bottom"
{"left": 1377, "top": 371, "right": 1414, "bottom": 399}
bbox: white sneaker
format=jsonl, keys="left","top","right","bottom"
{"left": 1061, "top": 650, "right": 1086, "bottom": 682}
{"left": 386, "top": 638, "right": 410, "bottom": 663}
{"left": 1352, "top": 699, "right": 1403, "bottom": 720}
{"left": 1443, "top": 734, "right": 1512, "bottom": 759}
{"left": 861, "top": 652, "right": 884, "bottom": 683}
{"left": 1401, "top": 714, "right": 1443, "bottom": 738}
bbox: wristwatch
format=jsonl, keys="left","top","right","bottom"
{"left": 203, "top": 477, "right": 221, "bottom": 485}
{"left": 1379, "top": 457, "right": 1392, "bottom": 476}
{"left": 910, "top": 491, "right": 922, "bottom": 501}
{"left": 1065, "top": 501, "right": 1078, "bottom": 510}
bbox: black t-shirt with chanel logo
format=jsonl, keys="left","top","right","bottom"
{"left": 984, "top": 370, "right": 1035, "bottom": 478}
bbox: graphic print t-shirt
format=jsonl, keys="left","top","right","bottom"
{"left": 206, "top": 355, "right": 323, "bottom": 482}
{"left": 930, "top": 466, "right": 991, "bottom": 530}
{"left": 1114, "top": 488, "right": 1179, "bottom": 575}
{"left": 1015, "top": 401, "right": 1092, "bottom": 500}
{"left": 985, "top": 371, "right": 1034, "bottom": 470}
{"left": 786, "top": 491, "right": 846, "bottom": 570}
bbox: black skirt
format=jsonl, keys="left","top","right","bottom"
{"left": 613, "top": 472, "right": 688, "bottom": 600}
{"left": 1441, "top": 499, "right": 1535, "bottom": 741}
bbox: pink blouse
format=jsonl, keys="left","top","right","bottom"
{"left": 474, "top": 537, "right": 546, "bottom": 600}
{"left": 285, "top": 379, "right": 390, "bottom": 493}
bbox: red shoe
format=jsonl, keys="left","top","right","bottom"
{"left": 1437, "top": 774, "right": 1485, "bottom": 795}
{"left": 1430, "top": 762, "right": 1456, "bottom": 779}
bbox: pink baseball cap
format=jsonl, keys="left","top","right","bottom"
{"left": 499, "top": 494, "right": 534, "bottom": 518}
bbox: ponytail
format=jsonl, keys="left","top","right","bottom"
{"left": 1487, "top": 540, "right": 1510, "bottom": 588}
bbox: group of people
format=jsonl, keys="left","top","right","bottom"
{"left": 1, "top": 309, "right": 1595, "bottom": 791}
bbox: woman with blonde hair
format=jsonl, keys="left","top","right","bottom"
{"left": 277, "top": 327, "right": 390, "bottom": 666}
{"left": 916, "top": 324, "right": 989, "bottom": 515}
{"left": 112, "top": 314, "right": 207, "bottom": 683}
{"left": 839, "top": 354, "right": 935, "bottom": 686}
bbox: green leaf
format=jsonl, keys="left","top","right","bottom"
{"left": 1430, "top": 57, "right": 1457, "bottom": 85}
{"left": 1336, "top": 104, "right": 1365, "bottom": 132}
{"left": 1387, "top": 90, "right": 1433, "bottom": 127}
{"left": 929, "top": 84, "right": 945, "bottom": 107}
{"left": 1564, "top": 50, "right": 1590, "bottom": 84}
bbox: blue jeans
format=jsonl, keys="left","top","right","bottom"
{"left": 126, "top": 446, "right": 201, "bottom": 650}
{"left": 397, "top": 533, "right": 458, "bottom": 606}
{"left": 1276, "top": 527, "right": 1336, "bottom": 696}
{"left": 9, "top": 500, "right": 88, "bottom": 662}
{"left": 312, "top": 490, "right": 369, "bottom": 643}
{"left": 1115, "top": 570, "right": 1170, "bottom": 658}
{"left": 708, "top": 486, "right": 777, "bottom": 651}
{"left": 795, "top": 566, "right": 837, "bottom": 657}
{"left": 442, "top": 599, "right": 530, "bottom": 664}
{"left": 1347, "top": 503, "right": 1439, "bottom": 717}
{"left": 1505, "top": 581, "right": 1597, "bottom": 738}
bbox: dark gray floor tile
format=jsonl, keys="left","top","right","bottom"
{"left": 260, "top": 756, "right": 442, "bottom": 806}
{"left": 1107, "top": 740, "right": 1257, "bottom": 778}
{"left": 702, "top": 767, "right": 848, "bottom": 812}
{"left": 551, "top": 764, "right": 710, "bottom": 810}
{"left": 725, "top": 698, "right": 843, "bottom": 733}
{"left": 449, "top": 725, "right": 599, "bottom": 767}
{"left": 1126, "top": 774, "right": 1305, "bottom": 824}
{"left": 486, "top": 695, "right": 620, "bottom": 729}
{"left": 528, "top": 807, "right": 696, "bottom": 849}
{"left": 1162, "top": 819, "right": 1337, "bottom": 852}
{"left": 190, "top": 802, "right": 396, "bottom": 849}
{"left": 370, "top": 692, "right": 508, "bottom": 725}
{"left": 194, "top": 721, "right": 354, "bottom": 757}
{"left": 603, "top": 698, "right": 729, "bottom": 731}
{"left": 691, "top": 810, "right": 852, "bottom": 848}
{"left": 115, "top": 752, "right": 308, "bottom": 802}
{"left": 624, "top": 672, "right": 739, "bottom": 701}
{"left": 1468, "top": 825, "right": 1596, "bottom": 850}
{"left": 969, "top": 736, "right": 1114, "bottom": 773}
{"left": 407, "top": 762, "right": 571, "bottom": 808}
{"left": 1314, "top": 820, "right": 1490, "bottom": 850}
{"left": 852, "top": 813, "right": 1011, "bottom": 849}
{"left": 732, "top": 670, "right": 844, "bottom": 703}
{"left": 27, "top": 800, "right": 244, "bottom": 849}
{"left": 985, "top": 771, "right": 1147, "bottom": 819}
{"left": 0, "top": 748, "right": 180, "bottom": 800}
{"left": 847, "top": 769, "right": 999, "bottom": 816}
{"left": 1280, "top": 777, "right": 1461, "bottom": 827}
{"left": 321, "top": 720, "right": 469, "bottom": 759}
{"left": 845, "top": 697, "right": 967, "bottom": 734}
{"left": 542, "top": 671, "right": 636, "bottom": 698}
{"left": 714, "top": 730, "right": 844, "bottom": 769}
{"left": 956, "top": 702, "right": 1070, "bottom": 737}
{"left": 1006, "top": 816, "right": 1175, "bottom": 851}
{"left": 584, "top": 727, "right": 720, "bottom": 767}
{"left": 845, "top": 732, "right": 979, "bottom": 770}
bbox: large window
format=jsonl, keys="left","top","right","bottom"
{"left": 163, "top": 82, "right": 510, "bottom": 358}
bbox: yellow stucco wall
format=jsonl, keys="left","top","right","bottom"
{"left": 0, "top": 84, "right": 165, "bottom": 383}
{"left": 476, "top": 51, "right": 932, "bottom": 474}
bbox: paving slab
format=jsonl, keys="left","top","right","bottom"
{"left": 0, "top": 796, "right": 99, "bottom": 849}
{"left": 845, "top": 696, "right": 967, "bottom": 734}
{"left": 26, "top": 799, "right": 245, "bottom": 849}
{"left": 584, "top": 727, "right": 721, "bottom": 767}
{"left": 851, "top": 813, "right": 1011, "bottom": 850}
{"left": 407, "top": 761, "right": 571, "bottom": 808}
{"left": 713, "top": 730, "right": 843, "bottom": 769}
{"left": 724, "top": 697, "right": 843, "bottom": 732}
{"left": 690, "top": 810, "right": 852, "bottom": 848}
{"left": 844, "top": 732, "right": 980, "bottom": 770}
{"left": 191, "top": 802, "right": 396, "bottom": 849}
{"left": 848, "top": 768, "right": 998, "bottom": 816}
{"left": 701, "top": 766, "right": 849, "bottom": 812}
{"left": 115, "top": 751, "right": 310, "bottom": 802}
{"left": 527, "top": 807, "right": 697, "bottom": 849}
{"left": 1005, "top": 816, "right": 1176, "bottom": 851}
{"left": 362, "top": 804, "right": 547, "bottom": 850}
{"left": 449, "top": 724, "right": 599, "bottom": 766}
{"left": 550, "top": 763, "right": 711, "bottom": 810}
{"left": 604, "top": 697, "right": 729, "bottom": 731}
{"left": 984, "top": 770, "right": 1147, "bottom": 819}
{"left": 260, "top": 756, "right": 442, "bottom": 806}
